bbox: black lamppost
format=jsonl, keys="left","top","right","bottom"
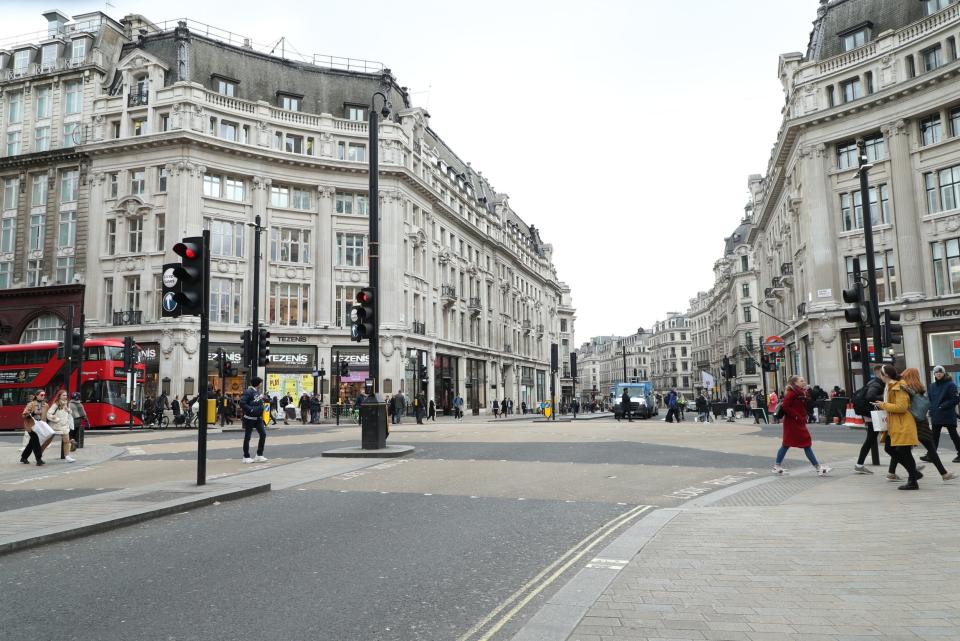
{"left": 367, "top": 91, "right": 392, "bottom": 396}
{"left": 318, "top": 357, "right": 326, "bottom": 405}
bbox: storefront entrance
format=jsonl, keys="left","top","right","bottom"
{"left": 334, "top": 348, "right": 369, "bottom": 406}
{"left": 264, "top": 344, "right": 317, "bottom": 405}
{"left": 923, "top": 320, "right": 960, "bottom": 386}
{"left": 466, "top": 358, "right": 486, "bottom": 415}
{"left": 434, "top": 354, "right": 459, "bottom": 415}
{"left": 404, "top": 349, "right": 429, "bottom": 414}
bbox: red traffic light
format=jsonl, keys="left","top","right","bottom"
{"left": 173, "top": 241, "right": 201, "bottom": 260}
{"left": 356, "top": 289, "right": 373, "bottom": 304}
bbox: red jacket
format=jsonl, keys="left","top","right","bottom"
{"left": 781, "top": 386, "right": 812, "bottom": 448}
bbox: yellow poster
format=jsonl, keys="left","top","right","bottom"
{"left": 267, "top": 374, "right": 282, "bottom": 395}
{"left": 284, "top": 377, "right": 299, "bottom": 398}
{"left": 300, "top": 374, "right": 314, "bottom": 393}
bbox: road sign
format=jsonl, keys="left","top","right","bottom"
{"left": 953, "top": 339, "right": 960, "bottom": 359}
{"left": 763, "top": 336, "right": 786, "bottom": 353}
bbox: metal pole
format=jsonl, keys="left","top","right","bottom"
{"left": 857, "top": 140, "right": 884, "bottom": 356}
{"left": 249, "top": 214, "right": 262, "bottom": 387}
{"left": 197, "top": 229, "right": 211, "bottom": 486}
{"left": 368, "top": 102, "right": 380, "bottom": 395}
{"left": 76, "top": 313, "right": 85, "bottom": 449}
{"left": 622, "top": 345, "right": 628, "bottom": 384}
{"left": 218, "top": 347, "right": 225, "bottom": 428}
{"left": 853, "top": 258, "right": 881, "bottom": 465}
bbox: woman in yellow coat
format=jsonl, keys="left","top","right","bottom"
{"left": 873, "top": 364, "right": 921, "bottom": 490}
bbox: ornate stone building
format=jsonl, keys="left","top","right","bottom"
{"left": 0, "top": 11, "right": 575, "bottom": 413}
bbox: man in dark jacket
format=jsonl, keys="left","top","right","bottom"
{"left": 619, "top": 388, "right": 633, "bottom": 422}
{"left": 854, "top": 366, "right": 885, "bottom": 472}
{"left": 926, "top": 365, "right": 960, "bottom": 463}
{"left": 239, "top": 377, "right": 267, "bottom": 464}
{"left": 695, "top": 393, "right": 709, "bottom": 423}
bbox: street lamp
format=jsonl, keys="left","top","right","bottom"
{"left": 367, "top": 91, "right": 391, "bottom": 396}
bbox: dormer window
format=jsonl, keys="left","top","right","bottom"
{"left": 13, "top": 50, "right": 31, "bottom": 74}
{"left": 40, "top": 44, "right": 57, "bottom": 70}
{"left": 345, "top": 105, "right": 367, "bottom": 121}
{"left": 839, "top": 22, "right": 872, "bottom": 52}
{"left": 213, "top": 75, "right": 238, "bottom": 97}
{"left": 925, "top": 0, "right": 953, "bottom": 16}
{"left": 69, "top": 39, "right": 86, "bottom": 65}
{"left": 278, "top": 93, "right": 302, "bottom": 112}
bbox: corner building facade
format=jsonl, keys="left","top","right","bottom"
{"left": 0, "top": 12, "right": 574, "bottom": 413}
{"left": 749, "top": 0, "right": 960, "bottom": 391}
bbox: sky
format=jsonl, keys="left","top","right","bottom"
{"left": 5, "top": 0, "right": 818, "bottom": 343}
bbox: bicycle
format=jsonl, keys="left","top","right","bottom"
{"left": 145, "top": 410, "right": 169, "bottom": 430}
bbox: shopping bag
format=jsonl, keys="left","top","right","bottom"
{"left": 870, "top": 410, "right": 888, "bottom": 431}
{"left": 31, "top": 420, "right": 55, "bottom": 441}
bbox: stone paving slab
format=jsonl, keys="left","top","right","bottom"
{"left": 512, "top": 464, "right": 960, "bottom": 641}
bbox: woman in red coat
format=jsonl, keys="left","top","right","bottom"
{"left": 773, "top": 375, "right": 831, "bottom": 476}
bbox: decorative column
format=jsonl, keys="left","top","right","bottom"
{"left": 378, "top": 190, "right": 404, "bottom": 330}
{"left": 251, "top": 176, "right": 271, "bottom": 327}
{"left": 882, "top": 119, "right": 923, "bottom": 300}
{"left": 799, "top": 143, "right": 841, "bottom": 311}
{"left": 316, "top": 186, "right": 335, "bottom": 326}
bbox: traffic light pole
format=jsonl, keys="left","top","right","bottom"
{"left": 249, "top": 215, "right": 264, "bottom": 387}
{"left": 857, "top": 139, "right": 884, "bottom": 357}
{"left": 368, "top": 97, "right": 383, "bottom": 395}
{"left": 852, "top": 258, "right": 881, "bottom": 466}
{"left": 76, "top": 313, "right": 85, "bottom": 449}
{"left": 218, "top": 348, "right": 225, "bottom": 428}
{"left": 197, "top": 230, "right": 211, "bottom": 486}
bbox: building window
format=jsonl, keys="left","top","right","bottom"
{"left": 207, "top": 219, "right": 243, "bottom": 257}
{"left": 64, "top": 81, "right": 82, "bottom": 114}
{"left": 130, "top": 169, "right": 145, "bottom": 196}
{"left": 202, "top": 174, "right": 222, "bottom": 198}
{"left": 345, "top": 106, "right": 366, "bottom": 121}
{"left": 106, "top": 219, "right": 116, "bottom": 255}
{"left": 336, "top": 233, "right": 366, "bottom": 267}
{"left": 21, "top": 314, "right": 63, "bottom": 343}
{"left": 13, "top": 50, "right": 31, "bottom": 74}
{"left": 157, "top": 166, "right": 168, "bottom": 192}
{"left": 740, "top": 255, "right": 749, "bottom": 271}
{"left": 743, "top": 306, "right": 752, "bottom": 323}
{"left": 56, "top": 256, "right": 74, "bottom": 283}
{"left": 155, "top": 213, "right": 165, "bottom": 251}
{"left": 58, "top": 210, "right": 76, "bottom": 248}
{"left": 7, "top": 92, "right": 22, "bottom": 123}
{"left": 921, "top": 114, "right": 943, "bottom": 146}
{"left": 926, "top": 0, "right": 953, "bottom": 14}
{"left": 0, "top": 261, "right": 11, "bottom": 288}
{"left": 132, "top": 118, "right": 147, "bottom": 136}
{"left": 224, "top": 177, "right": 244, "bottom": 201}
{"left": 335, "top": 192, "right": 368, "bottom": 215}
{"left": 841, "top": 28, "right": 868, "bottom": 52}
{"left": 2, "top": 178, "right": 17, "bottom": 210}
{"left": 215, "top": 78, "right": 237, "bottom": 97}
{"left": 29, "top": 213, "right": 44, "bottom": 251}
{"left": 103, "top": 279, "right": 114, "bottom": 318}
{"left": 60, "top": 170, "right": 78, "bottom": 203}
{"left": 923, "top": 45, "right": 944, "bottom": 72}
{"left": 932, "top": 238, "right": 960, "bottom": 295}
{"left": 846, "top": 252, "right": 896, "bottom": 302}
{"left": 951, "top": 107, "right": 960, "bottom": 138}
{"left": 840, "top": 184, "right": 890, "bottom": 231}
{"left": 34, "top": 126, "right": 50, "bottom": 152}
{"left": 124, "top": 275, "right": 141, "bottom": 311}
{"left": 217, "top": 120, "right": 238, "bottom": 141}
{"left": 35, "top": 86, "right": 51, "bottom": 119}
{"left": 269, "top": 282, "right": 309, "bottom": 326}
{"left": 128, "top": 216, "right": 143, "bottom": 252}
{"left": 741, "top": 283, "right": 750, "bottom": 298}
{"left": 26, "top": 259, "right": 43, "bottom": 287}
{"left": 70, "top": 39, "right": 86, "bottom": 64}
{"left": 292, "top": 187, "right": 311, "bottom": 210}
{"left": 107, "top": 172, "right": 119, "bottom": 199}
{"left": 841, "top": 78, "right": 863, "bottom": 103}
{"left": 337, "top": 142, "right": 367, "bottom": 162}
{"left": 335, "top": 286, "right": 364, "bottom": 327}
{"left": 269, "top": 227, "right": 311, "bottom": 263}
{"left": 283, "top": 133, "right": 303, "bottom": 154}
{"left": 1, "top": 215, "right": 14, "bottom": 253}
{"left": 62, "top": 122, "right": 81, "bottom": 148}
{"left": 862, "top": 134, "right": 886, "bottom": 161}
{"left": 270, "top": 186, "right": 290, "bottom": 208}
{"left": 278, "top": 94, "right": 301, "bottom": 111}
{"left": 6, "top": 131, "right": 21, "bottom": 156}
{"left": 210, "top": 278, "right": 242, "bottom": 324}
{"left": 925, "top": 164, "right": 960, "bottom": 213}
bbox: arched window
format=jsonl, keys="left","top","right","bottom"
{"left": 20, "top": 314, "right": 63, "bottom": 343}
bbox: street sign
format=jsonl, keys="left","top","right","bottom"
{"left": 953, "top": 339, "right": 960, "bottom": 359}
{"left": 763, "top": 336, "right": 786, "bottom": 353}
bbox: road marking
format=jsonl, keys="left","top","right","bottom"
{"left": 126, "top": 447, "right": 146, "bottom": 455}
{"left": 457, "top": 504, "right": 653, "bottom": 641}
{"left": 586, "top": 557, "right": 629, "bottom": 570}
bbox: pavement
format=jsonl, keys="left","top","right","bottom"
{"left": 509, "top": 463, "right": 960, "bottom": 641}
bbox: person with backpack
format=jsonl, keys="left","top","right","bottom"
{"left": 926, "top": 365, "right": 960, "bottom": 464}
{"left": 892, "top": 368, "right": 956, "bottom": 482}
{"left": 873, "top": 364, "right": 922, "bottom": 490}
{"left": 239, "top": 377, "right": 268, "bottom": 464}
{"left": 853, "top": 365, "right": 885, "bottom": 474}
{"left": 772, "top": 375, "right": 831, "bottom": 476}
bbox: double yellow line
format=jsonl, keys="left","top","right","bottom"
{"left": 457, "top": 504, "right": 654, "bottom": 641}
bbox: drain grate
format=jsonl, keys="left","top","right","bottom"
{"left": 119, "top": 490, "right": 202, "bottom": 503}
{"left": 710, "top": 477, "right": 831, "bottom": 507}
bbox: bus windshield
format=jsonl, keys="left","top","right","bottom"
{"left": 81, "top": 380, "right": 128, "bottom": 404}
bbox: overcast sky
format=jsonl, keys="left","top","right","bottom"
{"left": 7, "top": 1, "right": 818, "bottom": 343}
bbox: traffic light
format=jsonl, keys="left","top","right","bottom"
{"left": 842, "top": 282, "right": 869, "bottom": 326}
{"left": 350, "top": 287, "right": 375, "bottom": 342}
{"left": 257, "top": 328, "right": 271, "bottom": 367}
{"left": 70, "top": 328, "right": 82, "bottom": 360}
{"left": 123, "top": 336, "right": 135, "bottom": 370}
{"left": 722, "top": 356, "right": 730, "bottom": 378}
{"left": 883, "top": 309, "right": 903, "bottom": 346}
{"left": 850, "top": 342, "right": 862, "bottom": 363}
{"left": 241, "top": 330, "right": 253, "bottom": 366}
{"left": 339, "top": 359, "right": 350, "bottom": 378}
{"left": 171, "top": 236, "right": 205, "bottom": 316}
{"left": 223, "top": 358, "right": 237, "bottom": 378}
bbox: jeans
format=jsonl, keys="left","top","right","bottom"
{"left": 242, "top": 418, "right": 266, "bottom": 458}
{"left": 776, "top": 445, "right": 819, "bottom": 467}
{"left": 698, "top": 411, "right": 709, "bottom": 423}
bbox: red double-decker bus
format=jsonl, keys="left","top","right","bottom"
{"left": 0, "top": 338, "right": 146, "bottom": 431}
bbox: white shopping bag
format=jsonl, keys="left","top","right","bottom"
{"left": 870, "top": 410, "right": 888, "bottom": 432}
{"left": 31, "top": 420, "right": 55, "bottom": 441}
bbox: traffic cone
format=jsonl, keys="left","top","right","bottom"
{"left": 842, "top": 403, "right": 864, "bottom": 427}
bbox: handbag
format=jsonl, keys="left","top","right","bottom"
{"left": 870, "top": 409, "right": 888, "bottom": 431}
{"left": 774, "top": 401, "right": 785, "bottom": 419}
{"left": 31, "top": 420, "right": 55, "bottom": 441}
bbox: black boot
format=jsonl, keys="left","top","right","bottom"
{"left": 898, "top": 480, "right": 919, "bottom": 490}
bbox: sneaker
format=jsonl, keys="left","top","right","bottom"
{"left": 254, "top": 455, "right": 268, "bottom": 462}
{"left": 242, "top": 457, "right": 254, "bottom": 464}
{"left": 772, "top": 465, "right": 786, "bottom": 475}
{"left": 64, "top": 456, "right": 76, "bottom": 463}
{"left": 953, "top": 455, "right": 960, "bottom": 463}
{"left": 818, "top": 466, "right": 832, "bottom": 476}
{"left": 942, "top": 472, "right": 957, "bottom": 481}
{"left": 898, "top": 480, "right": 920, "bottom": 490}
{"left": 886, "top": 473, "right": 902, "bottom": 482}
{"left": 854, "top": 464, "right": 873, "bottom": 474}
